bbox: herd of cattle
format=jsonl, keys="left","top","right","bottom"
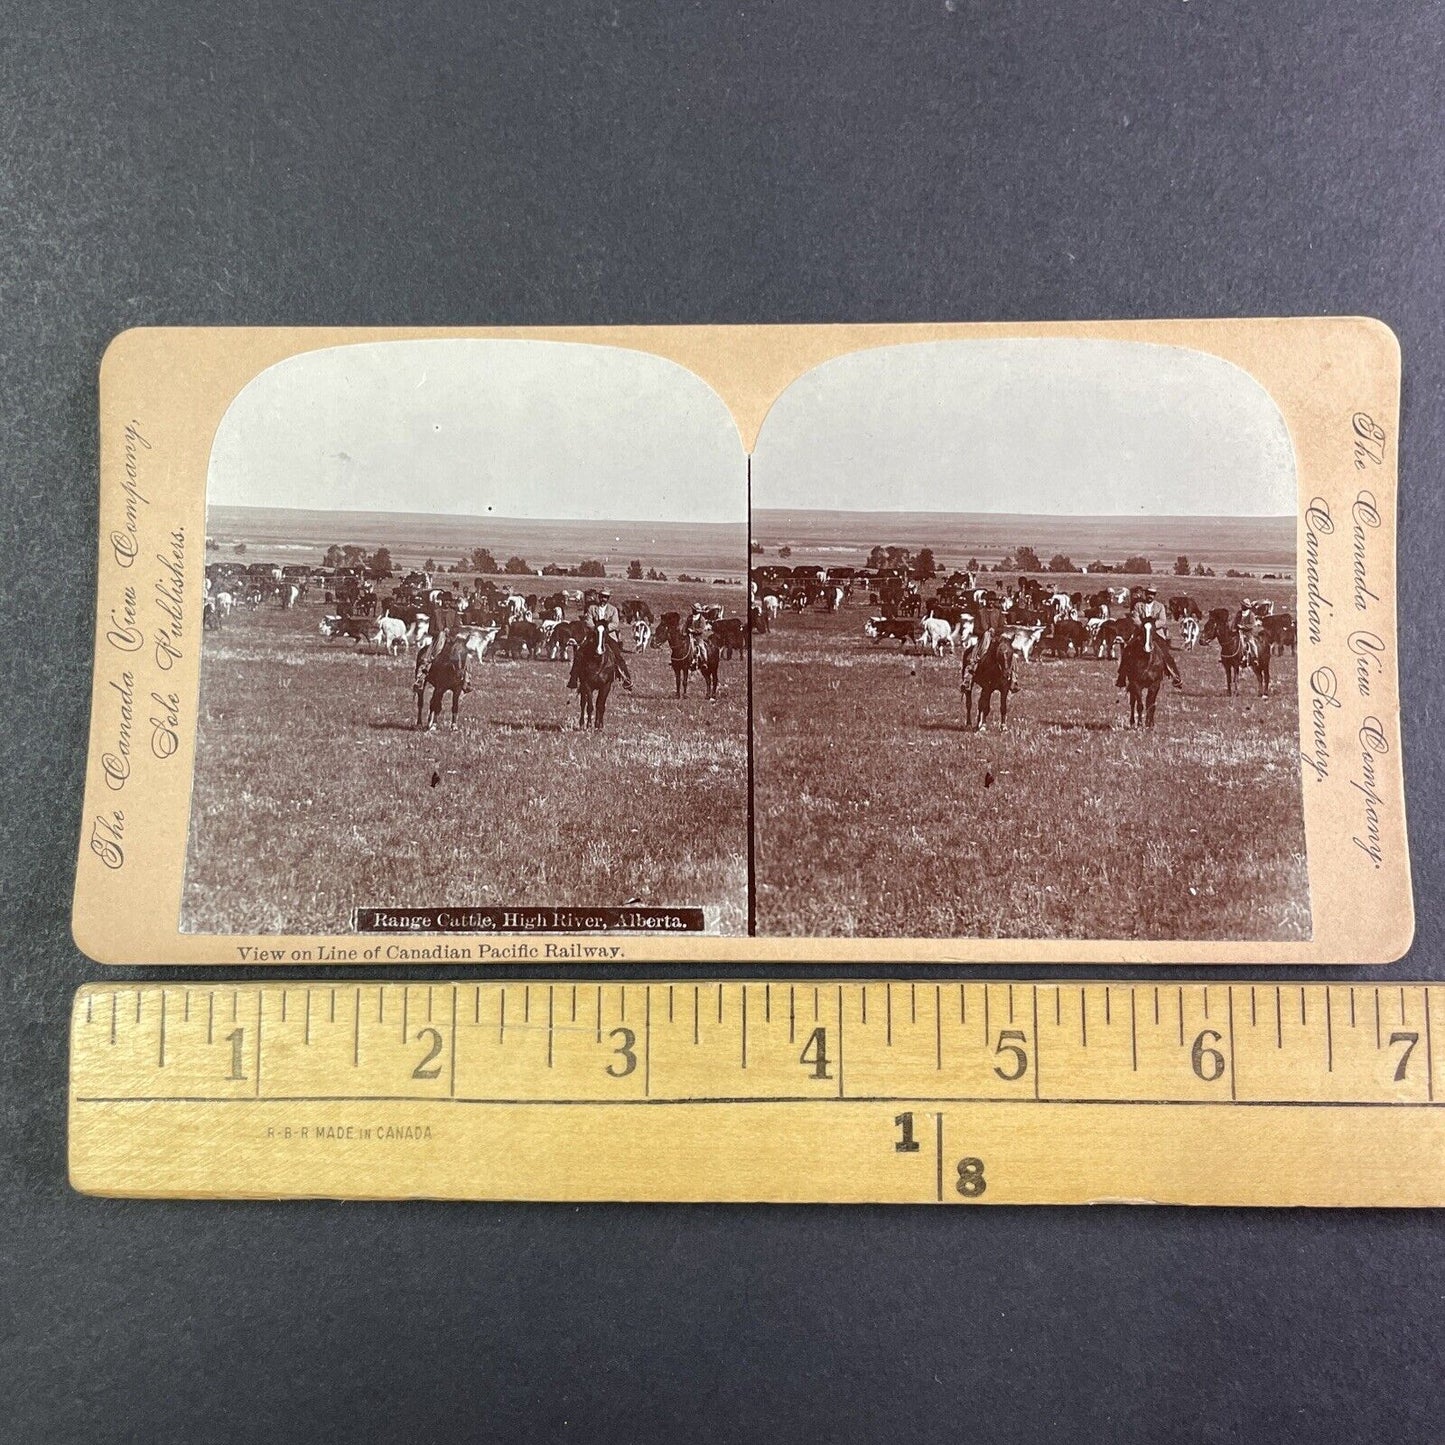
{"left": 752, "top": 572, "right": 1299, "bottom": 663}
{"left": 202, "top": 567, "right": 750, "bottom": 666}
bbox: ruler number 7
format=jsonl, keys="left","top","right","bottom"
{"left": 1387, "top": 1030, "right": 1419, "bottom": 1082}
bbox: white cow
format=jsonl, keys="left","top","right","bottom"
{"left": 503, "top": 593, "right": 529, "bottom": 622}
{"left": 1003, "top": 623, "right": 1045, "bottom": 662}
{"left": 920, "top": 617, "right": 955, "bottom": 656}
{"left": 463, "top": 624, "right": 500, "bottom": 663}
{"left": 632, "top": 619, "right": 653, "bottom": 653}
{"left": 215, "top": 590, "right": 234, "bottom": 618}
{"left": 375, "top": 616, "right": 410, "bottom": 655}
{"left": 763, "top": 594, "right": 782, "bottom": 621}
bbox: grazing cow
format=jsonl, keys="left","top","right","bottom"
{"left": 763, "top": 593, "right": 782, "bottom": 621}
{"left": 1047, "top": 618, "right": 1090, "bottom": 658}
{"left": 215, "top": 591, "right": 234, "bottom": 618}
{"left": 865, "top": 617, "right": 926, "bottom": 648}
{"left": 1096, "top": 618, "right": 1134, "bottom": 660}
{"left": 375, "top": 616, "right": 410, "bottom": 655}
{"left": 1178, "top": 617, "right": 1202, "bottom": 648}
{"left": 280, "top": 582, "right": 300, "bottom": 609}
{"left": 920, "top": 616, "right": 955, "bottom": 656}
{"left": 319, "top": 614, "right": 377, "bottom": 644}
{"left": 1261, "top": 612, "right": 1297, "bottom": 655}
{"left": 549, "top": 619, "right": 587, "bottom": 659}
{"left": 713, "top": 617, "right": 747, "bottom": 659}
{"left": 203, "top": 598, "right": 219, "bottom": 630}
{"left": 1168, "top": 595, "right": 1203, "bottom": 622}
{"left": 462, "top": 624, "right": 500, "bottom": 663}
{"left": 632, "top": 619, "right": 654, "bottom": 652}
{"left": 503, "top": 593, "right": 529, "bottom": 623}
{"left": 1002, "top": 623, "right": 1045, "bottom": 662}
{"left": 623, "top": 599, "right": 654, "bottom": 624}
{"left": 498, "top": 619, "right": 545, "bottom": 659}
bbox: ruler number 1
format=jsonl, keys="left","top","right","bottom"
{"left": 225, "top": 1028, "right": 246, "bottom": 1081}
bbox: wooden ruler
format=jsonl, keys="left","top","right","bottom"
{"left": 69, "top": 981, "right": 1444, "bottom": 1205}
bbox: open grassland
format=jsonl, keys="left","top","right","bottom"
{"left": 183, "top": 580, "right": 748, "bottom": 935}
{"left": 753, "top": 575, "right": 1310, "bottom": 941}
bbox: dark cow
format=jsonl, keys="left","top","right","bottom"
{"left": 1262, "top": 612, "right": 1297, "bottom": 655}
{"left": 713, "top": 617, "right": 747, "bottom": 658}
{"left": 1168, "top": 595, "right": 1203, "bottom": 622}
{"left": 1096, "top": 618, "right": 1134, "bottom": 660}
{"left": 1047, "top": 618, "right": 1090, "bottom": 658}
{"left": 320, "top": 615, "right": 379, "bottom": 644}
{"left": 498, "top": 619, "right": 546, "bottom": 659}
{"left": 866, "top": 617, "right": 925, "bottom": 648}
{"left": 623, "top": 598, "right": 654, "bottom": 624}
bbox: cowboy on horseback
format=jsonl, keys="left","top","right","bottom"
{"left": 567, "top": 587, "right": 633, "bottom": 693}
{"left": 415, "top": 590, "right": 467, "bottom": 695}
{"left": 1235, "top": 597, "right": 1265, "bottom": 665}
{"left": 684, "top": 602, "right": 712, "bottom": 664}
{"left": 962, "top": 592, "right": 1006, "bottom": 693}
{"left": 1116, "top": 586, "right": 1183, "bottom": 691}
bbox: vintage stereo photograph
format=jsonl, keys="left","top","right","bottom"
{"left": 74, "top": 321, "right": 1411, "bottom": 964}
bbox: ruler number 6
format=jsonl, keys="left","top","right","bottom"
{"left": 1191, "top": 1029, "right": 1226, "bottom": 1082}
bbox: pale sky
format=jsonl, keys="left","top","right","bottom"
{"left": 208, "top": 339, "right": 747, "bottom": 524}
{"left": 752, "top": 339, "right": 1297, "bottom": 516}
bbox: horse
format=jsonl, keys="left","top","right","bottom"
{"left": 962, "top": 638, "right": 1016, "bottom": 730}
{"left": 573, "top": 622, "right": 619, "bottom": 730}
{"left": 1200, "top": 608, "right": 1270, "bottom": 697}
{"left": 660, "top": 615, "right": 720, "bottom": 701}
{"left": 414, "top": 634, "right": 471, "bottom": 731}
{"left": 1119, "top": 626, "right": 1168, "bottom": 727}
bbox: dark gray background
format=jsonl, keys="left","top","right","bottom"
{"left": 3, "top": 2, "right": 1442, "bottom": 1440}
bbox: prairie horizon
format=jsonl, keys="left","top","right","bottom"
{"left": 751, "top": 509, "right": 1296, "bottom": 575}
{"left": 207, "top": 504, "right": 749, "bottom": 578}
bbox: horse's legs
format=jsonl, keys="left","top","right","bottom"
{"left": 417, "top": 686, "right": 427, "bottom": 729}
{"left": 595, "top": 686, "right": 607, "bottom": 731}
{"left": 1146, "top": 681, "right": 1159, "bottom": 727}
{"left": 450, "top": 688, "right": 460, "bottom": 728}
{"left": 997, "top": 683, "right": 1008, "bottom": 729}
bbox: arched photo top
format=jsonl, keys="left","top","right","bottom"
{"left": 208, "top": 338, "right": 747, "bottom": 524}
{"left": 751, "top": 339, "right": 1297, "bottom": 516}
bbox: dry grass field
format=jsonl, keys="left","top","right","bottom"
{"left": 753, "top": 575, "right": 1310, "bottom": 941}
{"left": 182, "top": 579, "right": 749, "bottom": 935}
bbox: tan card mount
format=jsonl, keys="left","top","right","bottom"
{"left": 75, "top": 320, "right": 1410, "bottom": 964}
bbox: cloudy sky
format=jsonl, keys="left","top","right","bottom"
{"left": 209, "top": 339, "right": 747, "bottom": 524}
{"left": 752, "top": 339, "right": 1296, "bottom": 516}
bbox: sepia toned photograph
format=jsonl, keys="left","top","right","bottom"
{"left": 183, "top": 339, "right": 751, "bottom": 935}
{"left": 750, "top": 339, "right": 1311, "bottom": 941}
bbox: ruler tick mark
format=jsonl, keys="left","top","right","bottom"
{"left": 935, "top": 986, "right": 942, "bottom": 1070}
{"left": 1008, "top": 984, "right": 1015, "bottom": 1024}
{"left": 329, "top": 989, "right": 335, "bottom": 1024}
{"left": 207, "top": 992, "right": 213, "bottom": 1045}
{"left": 570, "top": 986, "right": 577, "bottom": 1024}
{"left": 1375, "top": 989, "right": 1381, "bottom": 1050}
{"left": 159, "top": 991, "right": 167, "bottom": 1068}
{"left": 962, "top": 984, "right": 968, "bottom": 1026}
{"left": 717, "top": 984, "right": 723, "bottom": 1025}
{"left": 1105, "top": 988, "right": 1111, "bottom": 1027}
{"left": 1130, "top": 989, "right": 1138, "bottom": 1072}
{"left": 136, "top": 992, "right": 142, "bottom": 1024}
{"left": 695, "top": 986, "right": 701, "bottom": 1046}
{"left": 450, "top": 986, "right": 458, "bottom": 1097}
{"left": 910, "top": 984, "right": 916, "bottom": 1026}
{"left": 644, "top": 987, "right": 652, "bottom": 1097}
{"left": 1424, "top": 989, "right": 1435, "bottom": 1102}
{"left": 1032, "top": 987, "right": 1041, "bottom": 1100}
{"left": 742, "top": 986, "right": 748, "bottom": 1069}
{"left": 813, "top": 987, "right": 820, "bottom": 1022}
{"left": 1227, "top": 988, "right": 1237, "bottom": 1101}
{"left": 1349, "top": 988, "right": 1356, "bottom": 1028}
{"left": 1177, "top": 987, "right": 1184, "bottom": 1047}
{"left": 669, "top": 985, "right": 674, "bottom": 1023}
{"left": 426, "top": 987, "right": 433, "bottom": 1025}
{"left": 111, "top": 993, "right": 118, "bottom": 1046}
{"left": 254, "top": 993, "right": 263, "bottom": 1098}
{"left": 281, "top": 991, "right": 287, "bottom": 1024}
{"left": 304, "top": 990, "right": 311, "bottom": 1046}
{"left": 936, "top": 1113, "right": 944, "bottom": 1202}
{"left": 1300, "top": 987, "right": 1306, "bottom": 1027}
{"left": 1153, "top": 987, "right": 1160, "bottom": 1027}
{"left": 836, "top": 986, "right": 844, "bottom": 1098}
{"left": 597, "top": 986, "right": 603, "bottom": 1045}
{"left": 85, "top": 994, "right": 93, "bottom": 1025}
{"left": 547, "top": 987, "right": 554, "bottom": 1069}
{"left": 1203, "top": 987, "right": 1209, "bottom": 1021}
{"left": 617, "top": 986, "right": 624, "bottom": 1024}
{"left": 183, "top": 990, "right": 190, "bottom": 1024}
{"left": 525, "top": 986, "right": 531, "bottom": 1025}
{"left": 1251, "top": 986, "right": 1257, "bottom": 1027}
{"left": 354, "top": 989, "right": 361, "bottom": 1066}
{"left": 861, "top": 986, "right": 866, "bottom": 1026}
{"left": 1054, "top": 986, "right": 1060, "bottom": 1028}
{"left": 402, "top": 987, "right": 409, "bottom": 1043}
{"left": 1325, "top": 988, "right": 1333, "bottom": 1073}
{"left": 501, "top": 989, "right": 508, "bottom": 1046}
{"left": 1399, "top": 987, "right": 1406, "bottom": 1026}
{"left": 475, "top": 986, "right": 481, "bottom": 1025}
{"left": 984, "top": 987, "right": 991, "bottom": 1046}
{"left": 886, "top": 985, "right": 892, "bottom": 1046}
{"left": 1079, "top": 988, "right": 1086, "bottom": 1049}
{"left": 765, "top": 984, "right": 771, "bottom": 1023}
{"left": 1276, "top": 988, "right": 1283, "bottom": 1048}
